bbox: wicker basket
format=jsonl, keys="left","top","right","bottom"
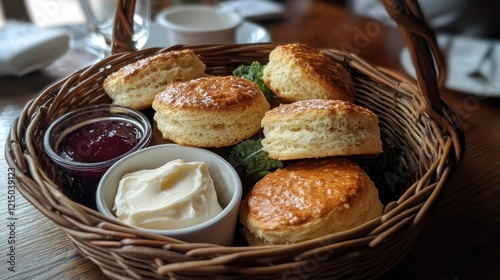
{"left": 6, "top": 0, "right": 464, "bottom": 279}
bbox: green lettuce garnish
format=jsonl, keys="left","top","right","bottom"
{"left": 228, "top": 138, "right": 282, "bottom": 182}
{"left": 233, "top": 61, "right": 275, "bottom": 104}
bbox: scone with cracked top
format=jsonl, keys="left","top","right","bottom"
{"left": 239, "top": 157, "right": 383, "bottom": 246}
{"left": 153, "top": 75, "right": 270, "bottom": 148}
{"left": 103, "top": 50, "right": 206, "bottom": 110}
{"left": 261, "top": 99, "right": 383, "bottom": 160}
{"left": 263, "top": 43, "right": 355, "bottom": 103}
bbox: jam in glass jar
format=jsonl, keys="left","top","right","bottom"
{"left": 44, "top": 104, "right": 152, "bottom": 209}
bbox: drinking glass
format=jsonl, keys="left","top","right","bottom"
{"left": 79, "top": 0, "right": 151, "bottom": 57}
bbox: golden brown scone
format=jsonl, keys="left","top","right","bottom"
{"left": 263, "top": 43, "right": 355, "bottom": 102}
{"left": 152, "top": 76, "right": 270, "bottom": 148}
{"left": 239, "top": 158, "right": 383, "bottom": 246}
{"left": 103, "top": 50, "right": 206, "bottom": 110}
{"left": 261, "top": 99, "right": 382, "bottom": 160}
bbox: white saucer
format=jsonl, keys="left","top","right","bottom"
{"left": 400, "top": 34, "right": 500, "bottom": 97}
{"left": 143, "top": 21, "right": 271, "bottom": 49}
{"left": 219, "top": 0, "right": 284, "bottom": 21}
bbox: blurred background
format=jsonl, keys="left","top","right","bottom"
{"left": 3, "top": 0, "right": 499, "bottom": 37}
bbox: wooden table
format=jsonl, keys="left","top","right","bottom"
{"left": 1, "top": 1, "right": 499, "bottom": 279}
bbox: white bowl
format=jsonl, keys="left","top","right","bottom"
{"left": 96, "top": 144, "right": 242, "bottom": 246}
{"left": 155, "top": 4, "right": 243, "bottom": 45}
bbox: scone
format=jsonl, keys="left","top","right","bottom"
{"left": 103, "top": 50, "right": 206, "bottom": 110}
{"left": 261, "top": 99, "right": 382, "bottom": 160}
{"left": 152, "top": 76, "right": 270, "bottom": 147}
{"left": 263, "top": 43, "right": 355, "bottom": 102}
{"left": 239, "top": 158, "right": 383, "bottom": 246}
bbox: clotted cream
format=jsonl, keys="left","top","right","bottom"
{"left": 113, "top": 159, "right": 222, "bottom": 230}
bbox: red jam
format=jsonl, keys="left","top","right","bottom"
{"left": 57, "top": 120, "right": 141, "bottom": 163}
{"left": 45, "top": 105, "right": 152, "bottom": 210}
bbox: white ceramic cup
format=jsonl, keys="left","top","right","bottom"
{"left": 155, "top": 4, "right": 243, "bottom": 45}
{"left": 96, "top": 144, "right": 242, "bottom": 246}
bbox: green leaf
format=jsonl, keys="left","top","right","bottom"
{"left": 233, "top": 61, "right": 275, "bottom": 104}
{"left": 228, "top": 139, "right": 282, "bottom": 182}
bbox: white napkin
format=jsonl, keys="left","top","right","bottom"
{"left": 469, "top": 42, "right": 500, "bottom": 84}
{"left": 0, "top": 20, "right": 70, "bottom": 77}
{"left": 442, "top": 34, "right": 500, "bottom": 94}
{"left": 401, "top": 34, "right": 500, "bottom": 96}
{"left": 446, "top": 35, "right": 499, "bottom": 82}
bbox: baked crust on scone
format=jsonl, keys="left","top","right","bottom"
{"left": 263, "top": 43, "right": 355, "bottom": 102}
{"left": 261, "top": 99, "right": 382, "bottom": 160}
{"left": 103, "top": 50, "right": 206, "bottom": 110}
{"left": 152, "top": 76, "right": 270, "bottom": 147}
{"left": 239, "top": 158, "right": 383, "bottom": 245}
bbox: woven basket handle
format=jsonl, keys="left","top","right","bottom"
{"left": 381, "top": 0, "right": 447, "bottom": 114}
{"left": 110, "top": 0, "right": 137, "bottom": 54}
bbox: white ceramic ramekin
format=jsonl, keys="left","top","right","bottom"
{"left": 96, "top": 144, "right": 242, "bottom": 246}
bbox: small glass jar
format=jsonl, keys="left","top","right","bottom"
{"left": 44, "top": 104, "right": 152, "bottom": 209}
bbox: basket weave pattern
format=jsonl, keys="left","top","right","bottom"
{"left": 5, "top": 0, "right": 464, "bottom": 279}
